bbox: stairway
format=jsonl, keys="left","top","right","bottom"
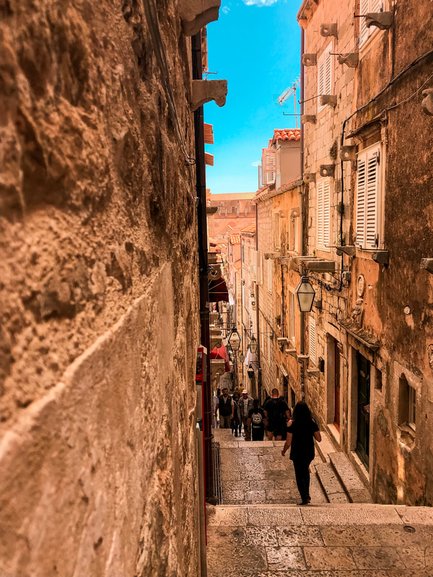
{"left": 208, "top": 429, "right": 433, "bottom": 576}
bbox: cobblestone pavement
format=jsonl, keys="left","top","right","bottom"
{"left": 208, "top": 429, "right": 433, "bottom": 576}
{"left": 214, "top": 428, "right": 327, "bottom": 505}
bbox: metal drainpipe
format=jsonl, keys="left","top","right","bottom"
{"left": 299, "top": 25, "right": 306, "bottom": 399}
{"left": 192, "top": 32, "right": 215, "bottom": 504}
{"left": 255, "top": 200, "right": 262, "bottom": 401}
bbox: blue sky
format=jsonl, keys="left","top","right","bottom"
{"left": 205, "top": 0, "right": 302, "bottom": 194}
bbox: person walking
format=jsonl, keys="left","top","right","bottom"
{"left": 218, "top": 388, "right": 233, "bottom": 429}
{"left": 231, "top": 392, "right": 241, "bottom": 437}
{"left": 281, "top": 400, "right": 321, "bottom": 505}
{"left": 263, "top": 388, "right": 291, "bottom": 440}
{"left": 238, "top": 388, "right": 254, "bottom": 440}
{"left": 247, "top": 399, "right": 266, "bottom": 441}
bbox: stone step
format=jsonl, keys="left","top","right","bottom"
{"left": 314, "top": 428, "right": 339, "bottom": 463}
{"left": 328, "top": 452, "right": 372, "bottom": 503}
{"left": 314, "top": 462, "right": 349, "bottom": 503}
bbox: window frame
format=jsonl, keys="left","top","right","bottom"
{"left": 317, "top": 42, "right": 333, "bottom": 113}
{"left": 355, "top": 142, "right": 383, "bottom": 250}
{"left": 316, "top": 178, "right": 331, "bottom": 251}
{"left": 359, "top": 0, "right": 384, "bottom": 48}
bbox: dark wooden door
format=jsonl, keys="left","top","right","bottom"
{"left": 333, "top": 340, "right": 341, "bottom": 429}
{"left": 356, "top": 352, "right": 370, "bottom": 468}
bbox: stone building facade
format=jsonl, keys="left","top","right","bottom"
{"left": 0, "top": 1, "right": 225, "bottom": 575}
{"left": 299, "top": 0, "right": 433, "bottom": 505}
{"left": 255, "top": 129, "right": 301, "bottom": 399}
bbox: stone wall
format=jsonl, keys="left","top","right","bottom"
{"left": 0, "top": 1, "right": 201, "bottom": 575}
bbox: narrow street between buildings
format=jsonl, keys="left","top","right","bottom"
{"left": 207, "top": 431, "right": 433, "bottom": 576}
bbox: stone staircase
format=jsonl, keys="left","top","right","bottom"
{"left": 208, "top": 429, "right": 433, "bottom": 576}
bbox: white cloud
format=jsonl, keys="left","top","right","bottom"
{"left": 242, "top": 0, "right": 278, "bottom": 6}
{"left": 251, "top": 160, "right": 261, "bottom": 167}
{"left": 221, "top": 5, "right": 231, "bottom": 14}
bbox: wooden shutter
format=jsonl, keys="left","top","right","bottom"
{"left": 317, "top": 179, "right": 330, "bottom": 249}
{"left": 356, "top": 156, "right": 367, "bottom": 246}
{"left": 309, "top": 316, "right": 317, "bottom": 366}
{"left": 366, "top": 150, "right": 379, "bottom": 248}
{"left": 359, "top": 0, "right": 369, "bottom": 44}
{"left": 263, "top": 150, "right": 276, "bottom": 185}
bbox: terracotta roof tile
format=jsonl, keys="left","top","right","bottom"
{"left": 272, "top": 128, "right": 301, "bottom": 144}
{"left": 205, "top": 152, "right": 214, "bottom": 166}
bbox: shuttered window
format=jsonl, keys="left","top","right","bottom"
{"left": 309, "top": 316, "right": 317, "bottom": 366}
{"left": 317, "top": 43, "right": 333, "bottom": 111}
{"left": 317, "top": 179, "right": 331, "bottom": 250}
{"left": 273, "top": 212, "right": 281, "bottom": 250}
{"left": 356, "top": 143, "right": 381, "bottom": 249}
{"left": 263, "top": 149, "right": 276, "bottom": 185}
{"left": 359, "top": 0, "right": 384, "bottom": 46}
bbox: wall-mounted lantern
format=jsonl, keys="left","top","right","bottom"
{"left": 228, "top": 326, "right": 241, "bottom": 352}
{"left": 302, "top": 53, "right": 317, "bottom": 66}
{"left": 340, "top": 145, "right": 357, "bottom": 161}
{"left": 320, "top": 23, "right": 338, "bottom": 38}
{"left": 296, "top": 277, "right": 316, "bottom": 313}
{"left": 320, "top": 94, "right": 337, "bottom": 107}
{"left": 320, "top": 164, "right": 335, "bottom": 178}
{"left": 249, "top": 336, "right": 258, "bottom": 354}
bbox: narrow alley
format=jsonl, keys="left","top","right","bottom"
{"left": 207, "top": 432, "right": 433, "bottom": 576}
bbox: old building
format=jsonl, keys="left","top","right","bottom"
{"left": 255, "top": 129, "right": 301, "bottom": 400}
{"left": 299, "top": 0, "right": 433, "bottom": 505}
{"left": 0, "top": 1, "right": 226, "bottom": 575}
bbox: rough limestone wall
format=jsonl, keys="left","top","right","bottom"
{"left": 0, "top": 0, "right": 200, "bottom": 575}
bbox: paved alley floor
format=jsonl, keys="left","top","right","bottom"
{"left": 214, "top": 428, "right": 327, "bottom": 505}
{"left": 207, "top": 429, "right": 433, "bottom": 576}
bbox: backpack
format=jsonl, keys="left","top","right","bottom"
{"left": 251, "top": 411, "right": 263, "bottom": 426}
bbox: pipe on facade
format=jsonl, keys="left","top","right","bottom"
{"left": 192, "top": 32, "right": 215, "bottom": 504}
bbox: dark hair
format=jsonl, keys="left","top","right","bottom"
{"left": 271, "top": 388, "right": 279, "bottom": 396}
{"left": 292, "top": 401, "right": 312, "bottom": 425}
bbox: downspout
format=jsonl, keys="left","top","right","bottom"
{"left": 299, "top": 25, "right": 306, "bottom": 399}
{"left": 255, "top": 200, "right": 262, "bottom": 401}
{"left": 192, "top": 31, "right": 215, "bottom": 504}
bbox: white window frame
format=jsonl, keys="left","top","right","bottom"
{"left": 309, "top": 316, "right": 317, "bottom": 366}
{"left": 317, "top": 42, "right": 333, "bottom": 112}
{"left": 359, "top": 0, "right": 384, "bottom": 48}
{"left": 355, "top": 142, "right": 382, "bottom": 250}
{"left": 316, "top": 178, "right": 331, "bottom": 251}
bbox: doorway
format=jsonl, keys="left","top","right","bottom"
{"left": 327, "top": 336, "right": 341, "bottom": 431}
{"left": 356, "top": 351, "right": 371, "bottom": 468}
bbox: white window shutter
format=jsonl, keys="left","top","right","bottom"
{"left": 323, "top": 180, "right": 330, "bottom": 247}
{"left": 317, "top": 181, "right": 324, "bottom": 248}
{"left": 356, "top": 156, "right": 367, "bottom": 246}
{"left": 309, "top": 316, "right": 317, "bottom": 366}
{"left": 366, "top": 152, "right": 379, "bottom": 248}
{"left": 324, "top": 47, "right": 332, "bottom": 95}
{"left": 359, "top": 0, "right": 369, "bottom": 44}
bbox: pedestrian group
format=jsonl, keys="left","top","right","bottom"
{"left": 214, "top": 387, "right": 321, "bottom": 505}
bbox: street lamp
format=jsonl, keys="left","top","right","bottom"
{"left": 228, "top": 326, "right": 241, "bottom": 352}
{"left": 249, "top": 335, "right": 258, "bottom": 354}
{"left": 296, "top": 276, "right": 315, "bottom": 312}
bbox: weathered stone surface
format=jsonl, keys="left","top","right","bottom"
{"left": 0, "top": 2, "right": 201, "bottom": 575}
{"left": 304, "top": 546, "right": 356, "bottom": 570}
{"left": 267, "top": 546, "right": 306, "bottom": 571}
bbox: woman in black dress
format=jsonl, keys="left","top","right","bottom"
{"left": 281, "top": 401, "right": 321, "bottom": 505}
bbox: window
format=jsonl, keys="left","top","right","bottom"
{"left": 309, "top": 316, "right": 317, "bottom": 366}
{"left": 316, "top": 179, "right": 331, "bottom": 250}
{"left": 355, "top": 143, "right": 382, "bottom": 249}
{"left": 273, "top": 211, "right": 281, "bottom": 251}
{"left": 288, "top": 292, "right": 295, "bottom": 344}
{"left": 359, "top": 0, "right": 384, "bottom": 47}
{"left": 317, "top": 43, "right": 333, "bottom": 112}
{"left": 263, "top": 149, "right": 276, "bottom": 185}
{"left": 398, "top": 373, "right": 416, "bottom": 431}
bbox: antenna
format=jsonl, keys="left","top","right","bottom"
{"left": 277, "top": 77, "right": 300, "bottom": 127}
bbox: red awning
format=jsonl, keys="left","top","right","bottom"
{"left": 208, "top": 278, "right": 229, "bottom": 303}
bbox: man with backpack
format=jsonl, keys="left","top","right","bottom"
{"left": 263, "top": 388, "right": 291, "bottom": 440}
{"left": 247, "top": 399, "right": 266, "bottom": 441}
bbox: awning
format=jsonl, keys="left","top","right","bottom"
{"left": 208, "top": 277, "right": 229, "bottom": 303}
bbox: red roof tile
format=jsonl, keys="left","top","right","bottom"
{"left": 272, "top": 128, "right": 301, "bottom": 144}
